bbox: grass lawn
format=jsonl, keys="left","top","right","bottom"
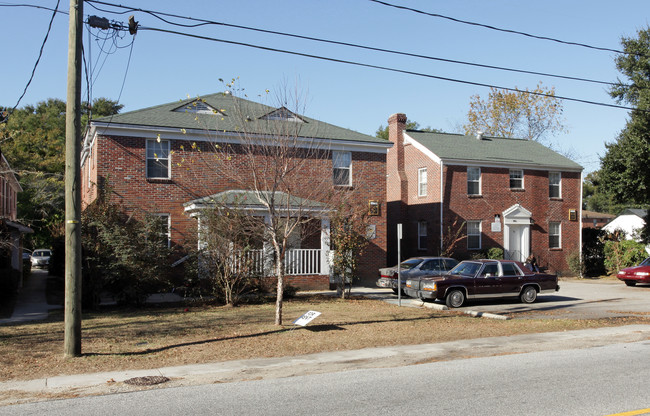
{"left": 1, "top": 293, "right": 649, "bottom": 383}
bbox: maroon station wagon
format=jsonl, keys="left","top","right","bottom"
{"left": 617, "top": 258, "right": 650, "bottom": 286}
{"left": 404, "top": 259, "right": 560, "bottom": 308}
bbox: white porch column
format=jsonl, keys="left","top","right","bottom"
{"left": 320, "top": 218, "right": 331, "bottom": 276}
{"left": 262, "top": 214, "right": 274, "bottom": 276}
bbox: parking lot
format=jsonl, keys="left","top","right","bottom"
{"left": 356, "top": 279, "right": 650, "bottom": 320}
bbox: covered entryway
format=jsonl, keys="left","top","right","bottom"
{"left": 183, "top": 190, "right": 333, "bottom": 277}
{"left": 502, "top": 204, "right": 532, "bottom": 262}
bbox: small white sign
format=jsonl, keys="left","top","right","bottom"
{"left": 491, "top": 222, "right": 502, "bottom": 232}
{"left": 293, "top": 310, "right": 321, "bottom": 327}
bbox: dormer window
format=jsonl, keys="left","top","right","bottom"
{"left": 260, "top": 107, "right": 304, "bottom": 122}
{"left": 173, "top": 100, "right": 221, "bottom": 115}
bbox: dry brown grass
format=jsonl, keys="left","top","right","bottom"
{"left": 1, "top": 293, "right": 648, "bottom": 382}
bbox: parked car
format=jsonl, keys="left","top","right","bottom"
{"left": 405, "top": 259, "right": 559, "bottom": 308}
{"left": 617, "top": 258, "right": 650, "bottom": 286}
{"left": 30, "top": 249, "right": 52, "bottom": 268}
{"left": 377, "top": 257, "right": 458, "bottom": 294}
{"left": 22, "top": 249, "right": 32, "bottom": 261}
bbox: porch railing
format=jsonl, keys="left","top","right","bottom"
{"left": 233, "top": 248, "right": 324, "bottom": 276}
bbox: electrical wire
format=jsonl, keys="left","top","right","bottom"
{"left": 83, "top": 0, "right": 624, "bottom": 88}
{"left": 3, "top": 0, "right": 61, "bottom": 122}
{"left": 368, "top": 0, "right": 641, "bottom": 57}
{"left": 139, "top": 25, "right": 642, "bottom": 112}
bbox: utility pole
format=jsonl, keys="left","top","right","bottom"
{"left": 64, "top": 0, "right": 83, "bottom": 357}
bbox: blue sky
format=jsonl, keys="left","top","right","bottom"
{"left": 2, "top": 0, "right": 649, "bottom": 173}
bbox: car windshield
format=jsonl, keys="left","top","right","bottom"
{"left": 400, "top": 258, "right": 422, "bottom": 270}
{"left": 34, "top": 250, "right": 49, "bottom": 256}
{"left": 449, "top": 261, "right": 481, "bottom": 277}
{"left": 640, "top": 258, "right": 650, "bottom": 266}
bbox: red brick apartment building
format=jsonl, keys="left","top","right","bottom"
{"left": 81, "top": 93, "right": 392, "bottom": 288}
{"left": 1, "top": 149, "right": 32, "bottom": 287}
{"left": 386, "top": 113, "right": 583, "bottom": 274}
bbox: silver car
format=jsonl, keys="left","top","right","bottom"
{"left": 31, "top": 249, "right": 52, "bottom": 268}
{"left": 377, "top": 257, "right": 458, "bottom": 295}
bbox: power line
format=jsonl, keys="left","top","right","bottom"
{"left": 368, "top": 0, "right": 638, "bottom": 57}
{"left": 82, "top": 0, "right": 624, "bottom": 88}
{"left": 140, "top": 25, "right": 641, "bottom": 112}
{"left": 2, "top": 0, "right": 61, "bottom": 122}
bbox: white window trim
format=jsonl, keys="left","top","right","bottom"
{"left": 333, "top": 151, "right": 352, "bottom": 186}
{"left": 509, "top": 169, "right": 524, "bottom": 189}
{"left": 467, "top": 167, "right": 481, "bottom": 195}
{"left": 549, "top": 221, "right": 561, "bottom": 249}
{"left": 146, "top": 139, "right": 171, "bottom": 179}
{"left": 418, "top": 167, "right": 427, "bottom": 197}
{"left": 467, "top": 220, "right": 482, "bottom": 250}
{"left": 418, "top": 221, "right": 427, "bottom": 250}
{"left": 549, "top": 171, "right": 561, "bottom": 198}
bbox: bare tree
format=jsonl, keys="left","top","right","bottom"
{"left": 180, "top": 81, "right": 371, "bottom": 325}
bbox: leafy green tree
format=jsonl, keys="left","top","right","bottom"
{"left": 600, "top": 26, "right": 650, "bottom": 241}
{"left": 463, "top": 82, "right": 566, "bottom": 143}
{"left": 0, "top": 98, "right": 122, "bottom": 248}
{"left": 375, "top": 120, "right": 441, "bottom": 140}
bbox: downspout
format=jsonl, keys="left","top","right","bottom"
{"left": 440, "top": 161, "right": 444, "bottom": 254}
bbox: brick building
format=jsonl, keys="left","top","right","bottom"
{"left": 386, "top": 113, "right": 583, "bottom": 274}
{"left": 1, "top": 149, "right": 32, "bottom": 289}
{"left": 81, "top": 93, "right": 391, "bottom": 288}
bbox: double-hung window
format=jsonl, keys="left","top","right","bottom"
{"left": 510, "top": 169, "right": 523, "bottom": 189}
{"left": 333, "top": 151, "right": 352, "bottom": 186}
{"left": 467, "top": 221, "right": 481, "bottom": 250}
{"left": 418, "top": 221, "right": 427, "bottom": 250}
{"left": 418, "top": 168, "right": 427, "bottom": 197}
{"left": 549, "top": 222, "right": 561, "bottom": 249}
{"left": 467, "top": 167, "right": 481, "bottom": 195}
{"left": 549, "top": 172, "right": 561, "bottom": 198}
{"left": 146, "top": 139, "right": 170, "bottom": 179}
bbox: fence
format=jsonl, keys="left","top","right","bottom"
{"left": 233, "top": 248, "right": 323, "bottom": 276}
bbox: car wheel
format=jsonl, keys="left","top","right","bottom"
{"left": 625, "top": 280, "right": 637, "bottom": 287}
{"left": 445, "top": 289, "right": 465, "bottom": 308}
{"left": 392, "top": 288, "right": 399, "bottom": 294}
{"left": 520, "top": 286, "right": 537, "bottom": 304}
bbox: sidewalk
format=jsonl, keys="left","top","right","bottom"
{"left": 0, "top": 269, "right": 61, "bottom": 325}
{"left": 2, "top": 324, "right": 650, "bottom": 405}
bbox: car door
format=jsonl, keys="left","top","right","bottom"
{"left": 473, "top": 262, "right": 501, "bottom": 297}
{"left": 499, "top": 262, "right": 524, "bottom": 295}
{"left": 419, "top": 259, "right": 443, "bottom": 276}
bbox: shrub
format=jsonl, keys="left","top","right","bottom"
{"left": 486, "top": 247, "right": 504, "bottom": 259}
{"left": 566, "top": 251, "right": 584, "bottom": 277}
{"left": 603, "top": 239, "right": 647, "bottom": 275}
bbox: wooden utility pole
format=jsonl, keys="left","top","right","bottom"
{"left": 64, "top": 0, "right": 83, "bottom": 357}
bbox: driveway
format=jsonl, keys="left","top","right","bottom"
{"left": 360, "top": 279, "right": 650, "bottom": 319}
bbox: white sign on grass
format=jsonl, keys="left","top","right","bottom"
{"left": 293, "top": 310, "right": 321, "bottom": 327}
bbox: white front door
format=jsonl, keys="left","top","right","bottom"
{"left": 506, "top": 225, "right": 525, "bottom": 262}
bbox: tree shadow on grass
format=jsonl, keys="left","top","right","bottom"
{"left": 82, "top": 315, "right": 441, "bottom": 357}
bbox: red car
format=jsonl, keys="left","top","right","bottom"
{"left": 617, "top": 258, "right": 650, "bottom": 286}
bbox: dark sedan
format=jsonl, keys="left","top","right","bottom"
{"left": 377, "top": 257, "right": 458, "bottom": 294}
{"left": 617, "top": 258, "right": 650, "bottom": 286}
{"left": 405, "top": 259, "right": 559, "bottom": 308}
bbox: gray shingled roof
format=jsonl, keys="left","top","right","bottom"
{"left": 93, "top": 93, "right": 385, "bottom": 144}
{"left": 406, "top": 130, "right": 582, "bottom": 171}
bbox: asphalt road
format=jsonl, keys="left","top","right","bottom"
{"left": 2, "top": 340, "right": 649, "bottom": 416}
{"left": 373, "top": 279, "right": 650, "bottom": 319}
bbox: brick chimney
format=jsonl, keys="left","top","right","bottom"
{"left": 387, "top": 113, "right": 408, "bottom": 208}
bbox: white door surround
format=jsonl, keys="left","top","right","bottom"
{"left": 502, "top": 204, "right": 532, "bottom": 262}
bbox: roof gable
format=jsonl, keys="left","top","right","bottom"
{"left": 92, "top": 93, "right": 385, "bottom": 145}
{"left": 405, "top": 130, "right": 582, "bottom": 171}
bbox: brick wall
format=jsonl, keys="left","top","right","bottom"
{"left": 83, "top": 132, "right": 388, "bottom": 289}
{"left": 386, "top": 113, "right": 582, "bottom": 274}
